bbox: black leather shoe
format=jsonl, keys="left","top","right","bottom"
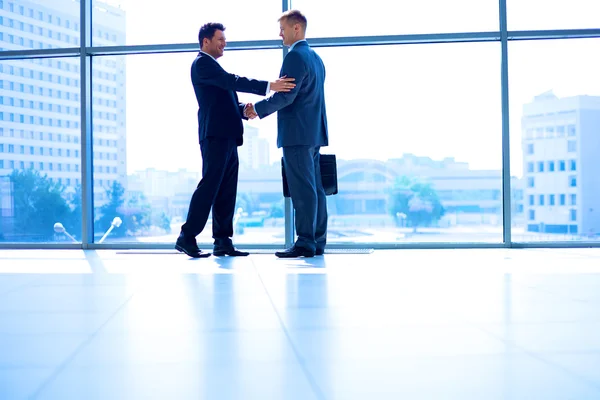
{"left": 175, "top": 235, "right": 210, "bottom": 258}
{"left": 315, "top": 248, "right": 325, "bottom": 256}
{"left": 213, "top": 246, "right": 249, "bottom": 257}
{"left": 275, "top": 246, "right": 315, "bottom": 258}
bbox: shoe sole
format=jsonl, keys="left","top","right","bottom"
{"left": 213, "top": 252, "right": 250, "bottom": 257}
{"left": 175, "top": 244, "right": 211, "bottom": 258}
{"left": 275, "top": 252, "right": 315, "bottom": 258}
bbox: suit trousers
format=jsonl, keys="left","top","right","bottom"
{"left": 282, "top": 145, "right": 328, "bottom": 251}
{"left": 181, "top": 137, "right": 238, "bottom": 246}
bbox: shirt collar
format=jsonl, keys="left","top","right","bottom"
{"left": 199, "top": 50, "right": 216, "bottom": 61}
{"left": 289, "top": 39, "right": 307, "bottom": 51}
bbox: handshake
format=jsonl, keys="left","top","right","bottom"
{"left": 243, "top": 76, "right": 296, "bottom": 120}
{"left": 243, "top": 103, "right": 257, "bottom": 119}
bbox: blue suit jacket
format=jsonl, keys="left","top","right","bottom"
{"left": 191, "top": 52, "right": 269, "bottom": 146}
{"left": 254, "top": 41, "right": 329, "bottom": 148}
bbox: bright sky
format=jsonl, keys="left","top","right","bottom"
{"left": 111, "top": 0, "right": 600, "bottom": 177}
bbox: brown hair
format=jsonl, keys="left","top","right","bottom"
{"left": 279, "top": 10, "right": 307, "bottom": 31}
{"left": 198, "top": 23, "right": 225, "bottom": 46}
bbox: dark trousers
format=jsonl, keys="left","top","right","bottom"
{"left": 282, "top": 145, "right": 328, "bottom": 251}
{"left": 181, "top": 137, "right": 238, "bottom": 246}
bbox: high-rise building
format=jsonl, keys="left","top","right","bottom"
{"left": 238, "top": 124, "right": 270, "bottom": 171}
{"left": 522, "top": 91, "right": 600, "bottom": 236}
{"left": 91, "top": 0, "right": 127, "bottom": 204}
{"left": 0, "top": 0, "right": 126, "bottom": 206}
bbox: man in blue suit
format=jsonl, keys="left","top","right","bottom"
{"left": 248, "top": 10, "right": 329, "bottom": 258}
{"left": 175, "top": 22, "right": 296, "bottom": 258}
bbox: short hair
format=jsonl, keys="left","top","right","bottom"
{"left": 198, "top": 23, "right": 225, "bottom": 46}
{"left": 279, "top": 10, "right": 307, "bottom": 31}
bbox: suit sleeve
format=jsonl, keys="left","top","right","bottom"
{"left": 254, "top": 51, "right": 307, "bottom": 119}
{"left": 195, "top": 57, "right": 269, "bottom": 95}
{"left": 239, "top": 103, "right": 248, "bottom": 120}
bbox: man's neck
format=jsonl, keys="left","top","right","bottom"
{"left": 289, "top": 38, "right": 306, "bottom": 49}
{"left": 200, "top": 49, "right": 216, "bottom": 60}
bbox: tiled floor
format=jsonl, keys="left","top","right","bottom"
{"left": 1, "top": 248, "right": 600, "bottom": 399}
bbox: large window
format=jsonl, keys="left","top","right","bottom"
{"left": 315, "top": 42, "right": 503, "bottom": 243}
{"left": 0, "top": 58, "right": 82, "bottom": 243}
{"left": 1, "top": 0, "right": 599, "bottom": 247}
{"left": 91, "top": 51, "right": 285, "bottom": 244}
{"left": 509, "top": 39, "right": 600, "bottom": 240}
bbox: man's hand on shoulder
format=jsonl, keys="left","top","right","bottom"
{"left": 269, "top": 76, "right": 296, "bottom": 92}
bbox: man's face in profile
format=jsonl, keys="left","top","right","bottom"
{"left": 203, "top": 29, "right": 226, "bottom": 59}
{"left": 279, "top": 20, "right": 297, "bottom": 47}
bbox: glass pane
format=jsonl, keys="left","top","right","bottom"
{"left": 92, "top": 0, "right": 281, "bottom": 46}
{"left": 291, "top": 0, "right": 499, "bottom": 37}
{"left": 0, "top": 1, "right": 80, "bottom": 50}
{"left": 0, "top": 57, "right": 81, "bottom": 243}
{"left": 509, "top": 38, "right": 600, "bottom": 242}
{"left": 507, "top": 0, "right": 600, "bottom": 30}
{"left": 316, "top": 43, "right": 503, "bottom": 244}
{"left": 92, "top": 50, "right": 285, "bottom": 245}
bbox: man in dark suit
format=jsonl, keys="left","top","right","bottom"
{"left": 175, "top": 22, "right": 296, "bottom": 258}
{"left": 247, "top": 11, "right": 328, "bottom": 258}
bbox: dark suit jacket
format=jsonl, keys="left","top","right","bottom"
{"left": 191, "top": 52, "right": 269, "bottom": 146}
{"left": 254, "top": 41, "right": 328, "bottom": 148}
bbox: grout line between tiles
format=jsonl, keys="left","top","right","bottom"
{"left": 250, "top": 258, "right": 327, "bottom": 400}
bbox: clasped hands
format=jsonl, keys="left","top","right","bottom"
{"left": 243, "top": 75, "right": 295, "bottom": 120}
{"left": 243, "top": 103, "right": 258, "bottom": 119}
